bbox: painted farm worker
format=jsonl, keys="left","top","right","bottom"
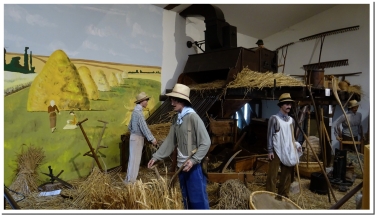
{"left": 147, "top": 83, "right": 211, "bottom": 209}
{"left": 48, "top": 100, "right": 60, "bottom": 133}
{"left": 67, "top": 111, "right": 77, "bottom": 125}
{"left": 125, "top": 92, "right": 157, "bottom": 184}
{"left": 256, "top": 39, "right": 264, "bottom": 48}
{"left": 334, "top": 100, "right": 364, "bottom": 151}
{"left": 266, "top": 93, "right": 302, "bottom": 198}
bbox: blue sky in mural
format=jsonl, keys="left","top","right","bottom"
{"left": 4, "top": 4, "right": 163, "bottom": 67}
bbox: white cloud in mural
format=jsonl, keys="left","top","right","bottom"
{"left": 82, "top": 40, "right": 99, "bottom": 51}
{"left": 126, "top": 15, "right": 132, "bottom": 27}
{"left": 81, "top": 5, "right": 127, "bottom": 16}
{"left": 130, "top": 41, "right": 154, "bottom": 54}
{"left": 5, "top": 5, "right": 23, "bottom": 22}
{"left": 131, "top": 22, "right": 146, "bottom": 37}
{"left": 48, "top": 40, "right": 78, "bottom": 57}
{"left": 4, "top": 30, "right": 25, "bottom": 43}
{"left": 26, "top": 14, "right": 57, "bottom": 27}
{"left": 85, "top": 24, "right": 116, "bottom": 37}
{"left": 147, "top": 5, "right": 162, "bottom": 15}
{"left": 5, "top": 5, "right": 56, "bottom": 27}
{"left": 4, "top": 4, "right": 163, "bottom": 66}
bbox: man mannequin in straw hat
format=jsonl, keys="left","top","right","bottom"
{"left": 148, "top": 83, "right": 211, "bottom": 209}
{"left": 125, "top": 92, "right": 157, "bottom": 184}
{"left": 334, "top": 99, "right": 364, "bottom": 151}
{"left": 256, "top": 39, "right": 264, "bottom": 48}
{"left": 266, "top": 93, "right": 302, "bottom": 198}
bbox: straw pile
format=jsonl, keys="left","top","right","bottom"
{"left": 189, "top": 80, "right": 227, "bottom": 94}
{"left": 9, "top": 144, "right": 45, "bottom": 196}
{"left": 70, "top": 167, "right": 182, "bottom": 209}
{"left": 226, "top": 68, "right": 305, "bottom": 96}
{"left": 347, "top": 85, "right": 363, "bottom": 95}
{"left": 148, "top": 122, "right": 172, "bottom": 143}
{"left": 212, "top": 179, "right": 250, "bottom": 209}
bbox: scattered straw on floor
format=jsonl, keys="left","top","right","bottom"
{"left": 5, "top": 163, "right": 363, "bottom": 210}
{"left": 69, "top": 167, "right": 183, "bottom": 209}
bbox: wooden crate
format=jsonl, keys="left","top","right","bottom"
{"left": 234, "top": 157, "right": 256, "bottom": 172}
{"left": 253, "top": 158, "right": 269, "bottom": 174}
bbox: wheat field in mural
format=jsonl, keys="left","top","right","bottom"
{"left": 4, "top": 52, "right": 162, "bottom": 186}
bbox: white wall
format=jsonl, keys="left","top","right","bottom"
{"left": 161, "top": 10, "right": 196, "bottom": 94}
{"left": 264, "top": 4, "right": 370, "bottom": 150}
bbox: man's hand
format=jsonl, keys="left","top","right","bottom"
{"left": 336, "top": 136, "right": 342, "bottom": 141}
{"left": 297, "top": 145, "right": 302, "bottom": 152}
{"left": 148, "top": 159, "right": 156, "bottom": 168}
{"left": 268, "top": 152, "right": 274, "bottom": 161}
{"left": 151, "top": 139, "right": 157, "bottom": 146}
{"left": 182, "top": 159, "right": 193, "bottom": 172}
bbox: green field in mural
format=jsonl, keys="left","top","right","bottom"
{"left": 4, "top": 78, "right": 161, "bottom": 186}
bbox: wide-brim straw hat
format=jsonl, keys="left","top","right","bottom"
{"left": 165, "top": 83, "right": 191, "bottom": 104}
{"left": 277, "top": 93, "right": 294, "bottom": 106}
{"left": 134, "top": 92, "right": 150, "bottom": 103}
{"left": 348, "top": 100, "right": 359, "bottom": 108}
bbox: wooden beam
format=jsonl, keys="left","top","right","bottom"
{"left": 291, "top": 72, "right": 362, "bottom": 77}
{"left": 206, "top": 172, "right": 254, "bottom": 183}
{"left": 164, "top": 4, "right": 180, "bottom": 10}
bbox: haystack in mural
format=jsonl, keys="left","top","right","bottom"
{"left": 93, "top": 69, "right": 111, "bottom": 91}
{"left": 121, "top": 70, "right": 128, "bottom": 79}
{"left": 115, "top": 72, "right": 125, "bottom": 85}
{"left": 77, "top": 66, "right": 99, "bottom": 100}
{"left": 27, "top": 49, "right": 90, "bottom": 111}
{"left": 108, "top": 72, "right": 119, "bottom": 87}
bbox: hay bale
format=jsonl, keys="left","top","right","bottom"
{"left": 347, "top": 151, "right": 364, "bottom": 179}
{"left": 9, "top": 144, "right": 45, "bottom": 196}
{"left": 300, "top": 136, "right": 321, "bottom": 162}
{"left": 212, "top": 179, "right": 250, "bottom": 209}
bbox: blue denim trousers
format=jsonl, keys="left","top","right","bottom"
{"left": 178, "top": 164, "right": 210, "bottom": 209}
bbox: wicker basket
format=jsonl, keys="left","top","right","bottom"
{"left": 298, "top": 161, "right": 323, "bottom": 178}
{"left": 249, "top": 191, "right": 302, "bottom": 210}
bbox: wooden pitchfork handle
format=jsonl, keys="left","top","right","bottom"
{"left": 168, "top": 148, "right": 197, "bottom": 189}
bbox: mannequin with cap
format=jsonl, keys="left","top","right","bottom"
{"left": 125, "top": 92, "right": 157, "bottom": 184}
{"left": 266, "top": 93, "right": 302, "bottom": 199}
{"left": 334, "top": 99, "right": 364, "bottom": 151}
{"left": 148, "top": 83, "right": 211, "bottom": 209}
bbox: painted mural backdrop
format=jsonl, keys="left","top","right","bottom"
{"left": 4, "top": 4, "right": 163, "bottom": 186}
